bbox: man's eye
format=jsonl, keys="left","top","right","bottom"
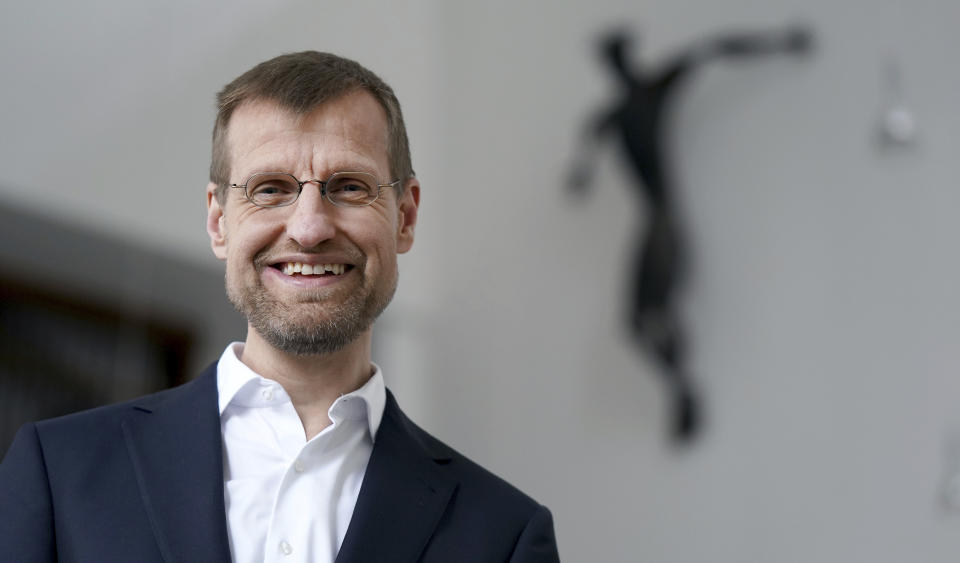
{"left": 251, "top": 182, "right": 295, "bottom": 195}
{"left": 328, "top": 180, "right": 372, "bottom": 196}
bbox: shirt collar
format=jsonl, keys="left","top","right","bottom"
{"left": 215, "top": 342, "right": 385, "bottom": 441}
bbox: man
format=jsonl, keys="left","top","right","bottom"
{"left": 0, "top": 52, "right": 560, "bottom": 562}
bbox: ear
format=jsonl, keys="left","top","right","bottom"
{"left": 396, "top": 178, "right": 420, "bottom": 254}
{"left": 206, "top": 182, "right": 228, "bottom": 260}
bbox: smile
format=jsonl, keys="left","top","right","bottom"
{"left": 276, "top": 262, "right": 350, "bottom": 276}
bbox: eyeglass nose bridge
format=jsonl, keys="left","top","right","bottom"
{"left": 295, "top": 178, "right": 332, "bottom": 202}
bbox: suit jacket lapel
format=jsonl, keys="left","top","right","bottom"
{"left": 121, "top": 365, "right": 232, "bottom": 563}
{"left": 336, "top": 391, "right": 457, "bottom": 563}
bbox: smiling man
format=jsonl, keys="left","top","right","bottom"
{"left": 0, "top": 52, "right": 560, "bottom": 562}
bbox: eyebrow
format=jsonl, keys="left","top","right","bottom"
{"left": 242, "top": 165, "right": 382, "bottom": 180}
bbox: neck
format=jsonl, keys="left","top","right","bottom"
{"left": 239, "top": 326, "right": 374, "bottom": 440}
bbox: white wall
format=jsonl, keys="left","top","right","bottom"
{"left": 3, "top": 1, "right": 960, "bottom": 561}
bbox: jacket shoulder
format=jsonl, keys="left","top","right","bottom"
{"left": 380, "top": 394, "right": 559, "bottom": 561}
{"left": 32, "top": 366, "right": 217, "bottom": 445}
{"left": 386, "top": 393, "right": 545, "bottom": 516}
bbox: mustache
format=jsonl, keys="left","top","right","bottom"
{"left": 253, "top": 243, "right": 364, "bottom": 270}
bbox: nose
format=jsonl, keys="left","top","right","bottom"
{"left": 284, "top": 181, "right": 337, "bottom": 248}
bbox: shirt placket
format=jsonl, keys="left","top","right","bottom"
{"left": 264, "top": 403, "right": 343, "bottom": 562}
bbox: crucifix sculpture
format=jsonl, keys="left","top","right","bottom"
{"left": 569, "top": 25, "right": 812, "bottom": 444}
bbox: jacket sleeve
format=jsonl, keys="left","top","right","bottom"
{"left": 0, "top": 424, "right": 57, "bottom": 562}
{"left": 509, "top": 504, "right": 560, "bottom": 563}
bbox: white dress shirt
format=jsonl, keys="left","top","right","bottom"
{"left": 216, "top": 343, "right": 385, "bottom": 563}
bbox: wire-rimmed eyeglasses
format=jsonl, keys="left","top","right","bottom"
{"left": 228, "top": 171, "right": 401, "bottom": 208}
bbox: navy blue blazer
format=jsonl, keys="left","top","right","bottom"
{"left": 0, "top": 365, "right": 560, "bottom": 562}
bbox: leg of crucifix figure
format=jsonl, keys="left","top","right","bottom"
{"left": 629, "top": 211, "right": 699, "bottom": 442}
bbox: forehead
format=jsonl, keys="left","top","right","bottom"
{"left": 225, "top": 91, "right": 390, "bottom": 179}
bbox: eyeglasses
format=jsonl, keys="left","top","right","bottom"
{"left": 228, "top": 171, "right": 401, "bottom": 208}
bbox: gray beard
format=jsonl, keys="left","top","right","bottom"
{"left": 227, "top": 271, "right": 395, "bottom": 357}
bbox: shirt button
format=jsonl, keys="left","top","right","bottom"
{"left": 262, "top": 388, "right": 274, "bottom": 401}
{"left": 279, "top": 540, "right": 293, "bottom": 555}
{"left": 294, "top": 460, "right": 305, "bottom": 473}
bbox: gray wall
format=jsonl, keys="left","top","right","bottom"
{"left": 3, "top": 1, "right": 960, "bottom": 561}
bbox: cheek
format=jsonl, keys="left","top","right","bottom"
{"left": 361, "top": 224, "right": 400, "bottom": 260}
{"left": 341, "top": 208, "right": 398, "bottom": 245}
{"left": 223, "top": 219, "right": 277, "bottom": 264}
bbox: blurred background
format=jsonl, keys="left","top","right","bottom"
{"left": 2, "top": 0, "right": 960, "bottom": 561}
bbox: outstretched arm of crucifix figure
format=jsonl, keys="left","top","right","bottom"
{"left": 567, "top": 106, "right": 620, "bottom": 197}
{"left": 566, "top": 30, "right": 638, "bottom": 196}
{"left": 664, "top": 25, "right": 812, "bottom": 86}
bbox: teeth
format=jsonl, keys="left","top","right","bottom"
{"left": 279, "top": 262, "right": 347, "bottom": 276}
